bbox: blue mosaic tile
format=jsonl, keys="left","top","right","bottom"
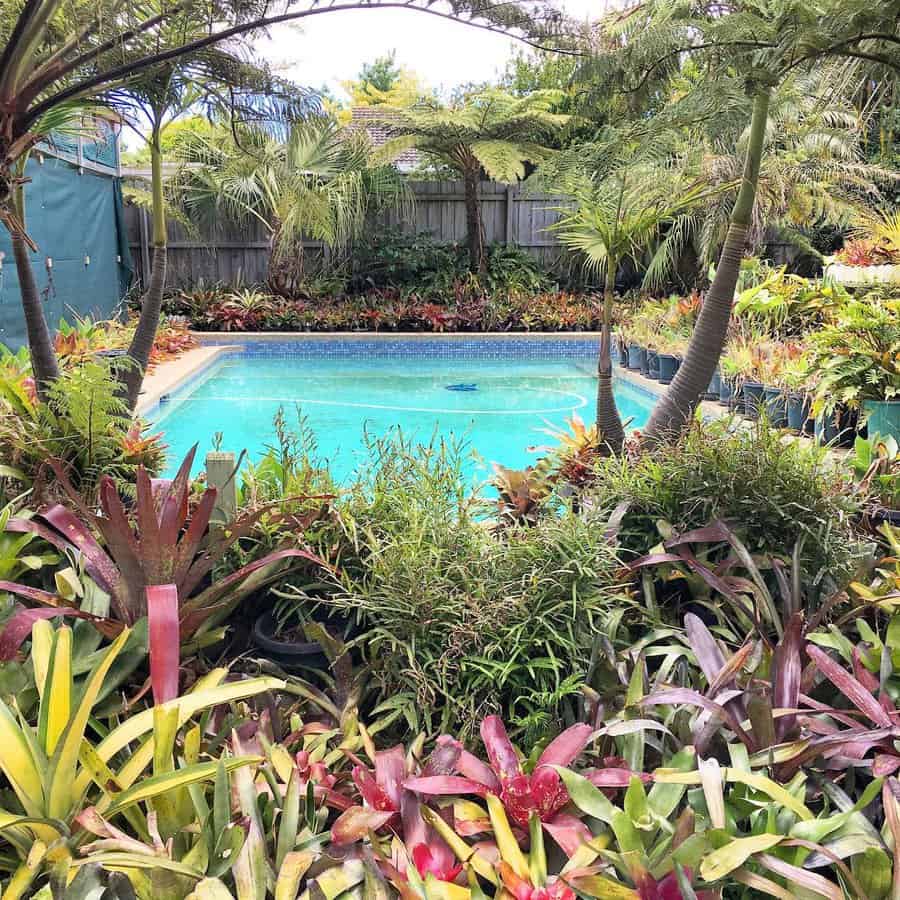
{"left": 198, "top": 336, "right": 603, "bottom": 362}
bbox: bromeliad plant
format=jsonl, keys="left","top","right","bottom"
{"left": 1, "top": 446, "right": 325, "bottom": 641}
{"left": 406, "top": 716, "right": 616, "bottom": 856}
{"left": 0, "top": 619, "right": 280, "bottom": 894}
{"left": 850, "top": 434, "right": 900, "bottom": 514}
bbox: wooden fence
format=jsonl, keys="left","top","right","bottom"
{"left": 124, "top": 180, "right": 571, "bottom": 291}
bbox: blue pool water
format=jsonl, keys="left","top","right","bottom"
{"left": 150, "top": 340, "right": 656, "bottom": 483}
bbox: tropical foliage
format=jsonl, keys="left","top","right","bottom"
{"left": 384, "top": 89, "right": 570, "bottom": 272}
{"left": 171, "top": 117, "right": 408, "bottom": 297}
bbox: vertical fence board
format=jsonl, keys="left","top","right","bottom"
{"left": 126, "top": 179, "right": 572, "bottom": 290}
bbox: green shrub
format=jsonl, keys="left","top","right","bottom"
{"left": 0, "top": 358, "right": 164, "bottom": 497}
{"left": 348, "top": 228, "right": 553, "bottom": 296}
{"left": 588, "top": 419, "right": 865, "bottom": 594}
{"left": 276, "top": 432, "right": 626, "bottom": 740}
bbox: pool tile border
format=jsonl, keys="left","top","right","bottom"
{"left": 193, "top": 331, "right": 605, "bottom": 362}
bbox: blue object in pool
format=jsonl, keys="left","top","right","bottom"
{"left": 446, "top": 383, "right": 478, "bottom": 392}
{"left": 150, "top": 340, "right": 656, "bottom": 482}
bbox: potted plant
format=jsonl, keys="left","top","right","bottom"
{"left": 850, "top": 433, "right": 900, "bottom": 525}
{"left": 741, "top": 344, "right": 766, "bottom": 420}
{"left": 615, "top": 328, "right": 630, "bottom": 366}
{"left": 720, "top": 338, "right": 756, "bottom": 414}
{"left": 252, "top": 606, "right": 351, "bottom": 671}
{"left": 627, "top": 342, "right": 646, "bottom": 371}
{"left": 718, "top": 349, "right": 744, "bottom": 408}
{"left": 703, "top": 367, "right": 721, "bottom": 401}
{"left": 825, "top": 211, "right": 900, "bottom": 286}
{"left": 809, "top": 293, "right": 900, "bottom": 442}
{"left": 780, "top": 355, "right": 813, "bottom": 434}
{"left": 647, "top": 346, "right": 661, "bottom": 379}
{"left": 655, "top": 329, "right": 685, "bottom": 385}
{"left": 759, "top": 341, "right": 803, "bottom": 429}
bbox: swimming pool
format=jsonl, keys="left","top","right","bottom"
{"left": 150, "top": 338, "right": 657, "bottom": 482}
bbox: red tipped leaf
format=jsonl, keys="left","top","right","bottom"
{"left": 537, "top": 723, "right": 593, "bottom": 768}
{"left": 147, "top": 585, "right": 180, "bottom": 704}
{"left": 480, "top": 715, "right": 521, "bottom": 781}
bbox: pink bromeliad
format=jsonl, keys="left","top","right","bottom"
{"left": 405, "top": 716, "right": 598, "bottom": 855}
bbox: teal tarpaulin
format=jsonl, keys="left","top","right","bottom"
{"left": 0, "top": 154, "right": 132, "bottom": 350}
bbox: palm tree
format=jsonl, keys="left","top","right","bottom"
{"left": 549, "top": 146, "right": 713, "bottom": 453}
{"left": 117, "top": 46, "right": 316, "bottom": 411}
{"left": 587, "top": 0, "right": 900, "bottom": 442}
{"left": 385, "top": 89, "right": 570, "bottom": 273}
{"left": 172, "top": 118, "right": 408, "bottom": 297}
{"left": 0, "top": 0, "right": 550, "bottom": 400}
{"left": 690, "top": 68, "right": 898, "bottom": 269}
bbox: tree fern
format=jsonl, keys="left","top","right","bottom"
{"left": 382, "top": 88, "right": 571, "bottom": 272}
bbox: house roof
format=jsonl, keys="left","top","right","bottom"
{"left": 347, "top": 106, "right": 424, "bottom": 172}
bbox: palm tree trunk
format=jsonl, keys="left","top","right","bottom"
{"left": 596, "top": 261, "right": 624, "bottom": 454}
{"left": 122, "top": 131, "right": 166, "bottom": 412}
{"left": 463, "top": 164, "right": 486, "bottom": 275}
{"left": 267, "top": 224, "right": 303, "bottom": 298}
{"left": 10, "top": 227, "right": 59, "bottom": 399}
{"left": 644, "top": 88, "right": 771, "bottom": 443}
{"left": 5, "top": 169, "right": 59, "bottom": 400}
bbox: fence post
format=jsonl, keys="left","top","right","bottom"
{"left": 205, "top": 451, "right": 238, "bottom": 526}
{"left": 504, "top": 185, "right": 516, "bottom": 245}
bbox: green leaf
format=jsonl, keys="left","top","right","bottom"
{"left": 552, "top": 766, "right": 617, "bottom": 825}
{"left": 700, "top": 834, "right": 783, "bottom": 882}
{"left": 105, "top": 757, "right": 261, "bottom": 816}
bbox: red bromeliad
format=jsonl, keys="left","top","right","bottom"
{"left": 410, "top": 842, "right": 462, "bottom": 883}
{"left": 499, "top": 863, "right": 576, "bottom": 900}
{"left": 405, "top": 716, "right": 598, "bottom": 855}
{"left": 331, "top": 745, "right": 407, "bottom": 843}
{"left": 0, "top": 447, "right": 325, "bottom": 637}
{"left": 635, "top": 868, "right": 719, "bottom": 900}
{"left": 332, "top": 736, "right": 466, "bottom": 853}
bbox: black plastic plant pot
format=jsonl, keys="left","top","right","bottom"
{"left": 814, "top": 413, "right": 841, "bottom": 446}
{"left": 838, "top": 406, "right": 860, "bottom": 447}
{"left": 616, "top": 337, "right": 629, "bottom": 367}
{"left": 627, "top": 344, "right": 646, "bottom": 371}
{"left": 252, "top": 612, "right": 330, "bottom": 672}
{"left": 815, "top": 405, "right": 858, "bottom": 447}
{"left": 639, "top": 347, "right": 651, "bottom": 377}
{"left": 872, "top": 507, "right": 900, "bottom": 527}
{"left": 703, "top": 369, "right": 721, "bottom": 401}
{"left": 647, "top": 350, "right": 661, "bottom": 380}
{"left": 786, "top": 393, "right": 810, "bottom": 433}
{"left": 742, "top": 381, "right": 765, "bottom": 419}
{"left": 763, "top": 386, "right": 788, "bottom": 428}
{"left": 657, "top": 353, "right": 680, "bottom": 385}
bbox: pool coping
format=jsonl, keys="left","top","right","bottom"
{"left": 192, "top": 330, "right": 607, "bottom": 342}
{"left": 135, "top": 344, "right": 239, "bottom": 418}
{"left": 136, "top": 330, "right": 725, "bottom": 423}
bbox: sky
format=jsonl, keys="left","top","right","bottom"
{"left": 254, "top": 0, "right": 600, "bottom": 103}
{"left": 121, "top": 0, "right": 602, "bottom": 150}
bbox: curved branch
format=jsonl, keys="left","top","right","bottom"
{"left": 23, "top": 1, "right": 580, "bottom": 129}
{"left": 22, "top": 1, "right": 187, "bottom": 104}
{"left": 619, "top": 40, "right": 777, "bottom": 96}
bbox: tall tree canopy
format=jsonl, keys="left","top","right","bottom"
{"left": 583, "top": 0, "right": 900, "bottom": 442}
{"left": 0, "top": 0, "right": 561, "bottom": 396}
